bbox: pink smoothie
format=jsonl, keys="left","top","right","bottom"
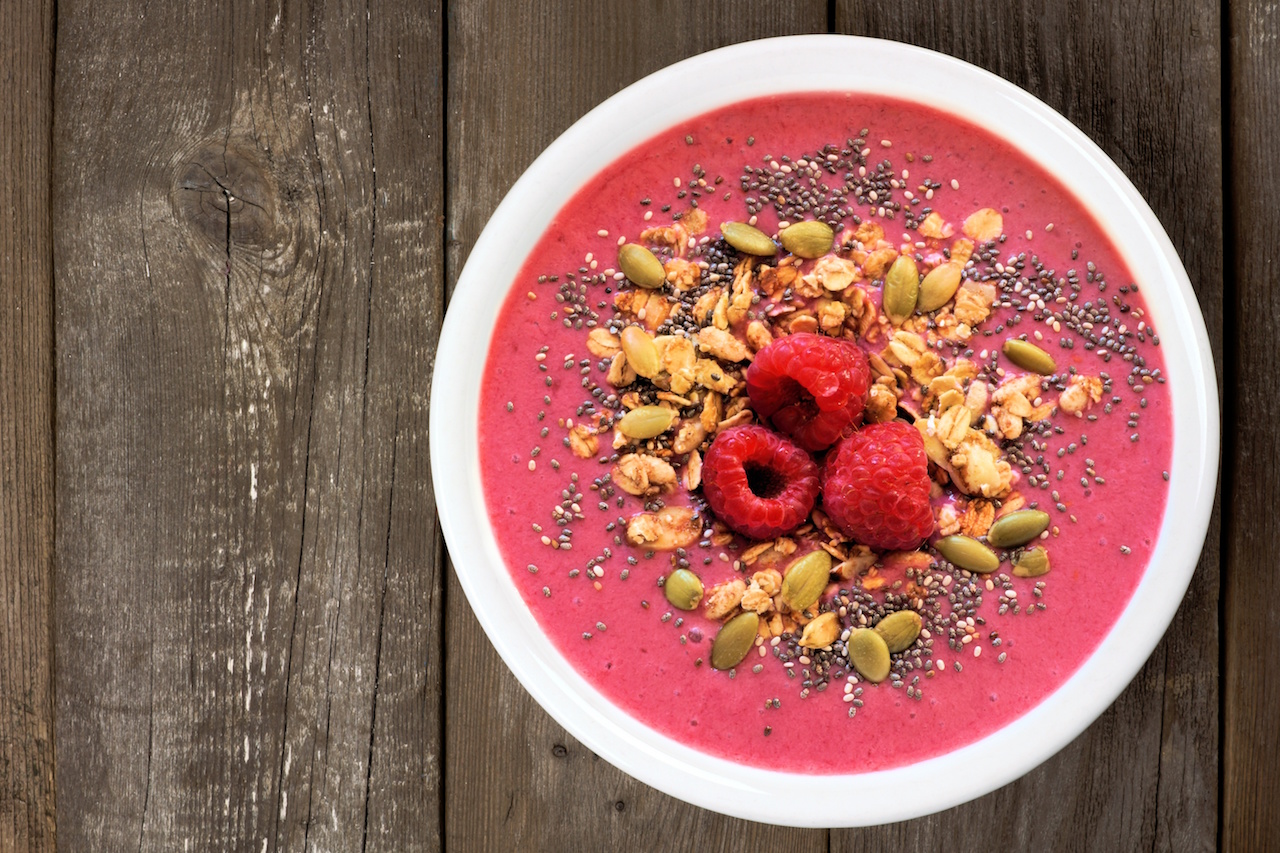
{"left": 478, "top": 94, "right": 1171, "bottom": 774}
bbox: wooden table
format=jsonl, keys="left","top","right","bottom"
{"left": 2, "top": 1, "right": 1268, "bottom": 849}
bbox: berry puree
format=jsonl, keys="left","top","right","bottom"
{"left": 477, "top": 93, "right": 1171, "bottom": 774}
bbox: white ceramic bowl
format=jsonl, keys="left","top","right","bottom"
{"left": 430, "top": 35, "right": 1218, "bottom": 827}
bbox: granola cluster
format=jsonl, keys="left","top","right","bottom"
{"left": 585, "top": 197, "right": 1110, "bottom": 664}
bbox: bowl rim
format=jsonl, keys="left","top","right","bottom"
{"left": 429, "top": 34, "right": 1219, "bottom": 827}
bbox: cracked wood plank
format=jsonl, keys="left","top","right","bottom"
{"left": 442, "top": 2, "right": 831, "bottom": 850}
{"left": 833, "top": 1, "right": 1222, "bottom": 849}
{"left": 0, "top": 0, "right": 56, "bottom": 850}
{"left": 1224, "top": 0, "right": 1280, "bottom": 848}
{"left": 52, "top": 0, "right": 444, "bottom": 849}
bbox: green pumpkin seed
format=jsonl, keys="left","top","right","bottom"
{"left": 1012, "top": 546, "right": 1051, "bottom": 578}
{"left": 778, "top": 220, "right": 834, "bottom": 259}
{"left": 987, "top": 509, "right": 1051, "bottom": 548}
{"left": 874, "top": 610, "right": 923, "bottom": 654}
{"left": 619, "top": 325, "right": 660, "bottom": 379}
{"left": 780, "top": 550, "right": 832, "bottom": 613}
{"left": 618, "top": 405, "right": 677, "bottom": 439}
{"left": 721, "top": 221, "right": 777, "bottom": 256}
{"left": 663, "top": 568, "right": 704, "bottom": 611}
{"left": 1003, "top": 338, "right": 1057, "bottom": 375}
{"left": 618, "top": 243, "right": 667, "bottom": 289}
{"left": 883, "top": 255, "right": 919, "bottom": 323}
{"left": 711, "top": 611, "right": 759, "bottom": 670}
{"left": 935, "top": 535, "right": 1000, "bottom": 574}
{"left": 848, "top": 628, "right": 891, "bottom": 683}
{"left": 916, "top": 262, "right": 963, "bottom": 312}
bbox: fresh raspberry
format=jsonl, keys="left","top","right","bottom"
{"left": 822, "top": 421, "right": 935, "bottom": 551}
{"left": 745, "top": 333, "right": 871, "bottom": 452}
{"left": 702, "top": 425, "right": 820, "bottom": 539}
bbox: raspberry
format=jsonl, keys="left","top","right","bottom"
{"left": 822, "top": 421, "right": 935, "bottom": 551}
{"left": 702, "top": 425, "right": 820, "bottom": 539}
{"left": 745, "top": 333, "right": 871, "bottom": 452}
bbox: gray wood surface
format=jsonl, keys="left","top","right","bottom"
{"left": 51, "top": 0, "right": 443, "bottom": 849}
{"left": 1224, "top": 0, "right": 1280, "bottom": 850}
{"left": 0, "top": 0, "right": 55, "bottom": 851}
{"left": 0, "top": 0, "right": 1265, "bottom": 849}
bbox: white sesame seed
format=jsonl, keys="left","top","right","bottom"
{"left": 643, "top": 210, "right": 653, "bottom": 221}
{"left": 597, "top": 229, "right": 609, "bottom": 238}
{"left": 528, "top": 460, "right": 536, "bottom": 471}
{"left": 880, "top": 139, "right": 892, "bottom": 148}
{"left": 673, "top": 177, "right": 681, "bottom": 188}
{"left": 950, "top": 178, "right": 960, "bottom": 190}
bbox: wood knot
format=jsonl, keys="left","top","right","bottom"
{"left": 174, "top": 136, "right": 284, "bottom": 256}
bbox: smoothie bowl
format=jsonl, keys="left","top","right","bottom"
{"left": 430, "top": 36, "right": 1218, "bottom": 826}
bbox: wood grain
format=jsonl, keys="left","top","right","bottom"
{"left": 52, "top": 0, "right": 444, "bottom": 849}
{"left": 0, "top": 0, "right": 56, "bottom": 850}
{"left": 1224, "top": 0, "right": 1279, "bottom": 849}
{"left": 835, "top": 2, "right": 1222, "bottom": 849}
{"left": 443, "top": 2, "right": 832, "bottom": 849}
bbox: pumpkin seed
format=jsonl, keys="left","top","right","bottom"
{"left": 935, "top": 535, "right": 1000, "bottom": 574}
{"left": 618, "top": 243, "right": 667, "bottom": 289}
{"left": 1003, "top": 338, "right": 1057, "bottom": 375}
{"left": 987, "top": 509, "right": 1051, "bottom": 548}
{"left": 799, "top": 612, "right": 841, "bottom": 649}
{"left": 663, "top": 568, "right": 704, "bottom": 611}
{"left": 848, "top": 628, "right": 891, "bottom": 683}
{"left": 711, "top": 612, "right": 760, "bottom": 670}
{"left": 874, "top": 610, "right": 923, "bottom": 654}
{"left": 619, "top": 325, "right": 660, "bottom": 379}
{"left": 721, "top": 221, "right": 777, "bottom": 256}
{"left": 618, "top": 405, "right": 677, "bottom": 439}
{"left": 778, "top": 220, "right": 834, "bottom": 259}
{"left": 780, "top": 550, "right": 832, "bottom": 613}
{"left": 1013, "top": 546, "right": 1051, "bottom": 578}
{"left": 916, "top": 262, "right": 963, "bottom": 312}
{"left": 883, "top": 255, "right": 919, "bottom": 322}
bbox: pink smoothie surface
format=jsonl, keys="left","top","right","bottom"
{"left": 477, "top": 93, "right": 1171, "bottom": 774}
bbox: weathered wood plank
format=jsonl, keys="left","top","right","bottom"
{"left": 1224, "top": 1, "right": 1279, "bottom": 849}
{"left": 0, "top": 0, "right": 56, "bottom": 850}
{"left": 52, "top": 1, "right": 444, "bottom": 849}
{"left": 443, "top": 3, "right": 832, "bottom": 849}
{"left": 834, "top": 2, "right": 1222, "bottom": 849}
